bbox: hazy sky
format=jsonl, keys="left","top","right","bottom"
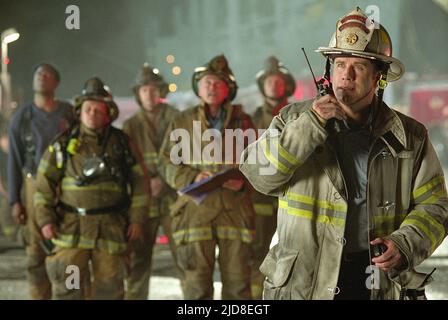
{"left": 0, "top": 0, "right": 446, "bottom": 103}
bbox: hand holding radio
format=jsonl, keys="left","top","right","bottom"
{"left": 312, "top": 95, "right": 347, "bottom": 122}
{"left": 370, "top": 237, "right": 405, "bottom": 272}
{"left": 302, "top": 48, "right": 347, "bottom": 132}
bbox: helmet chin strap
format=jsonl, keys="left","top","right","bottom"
{"left": 368, "top": 64, "right": 389, "bottom": 141}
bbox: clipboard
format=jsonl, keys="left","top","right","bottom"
{"left": 178, "top": 168, "right": 243, "bottom": 204}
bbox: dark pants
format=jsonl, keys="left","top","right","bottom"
{"left": 335, "top": 250, "right": 371, "bottom": 300}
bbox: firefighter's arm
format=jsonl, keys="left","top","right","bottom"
{"left": 118, "top": 131, "right": 146, "bottom": 241}
{"left": 387, "top": 133, "right": 448, "bottom": 271}
{"left": 240, "top": 107, "right": 329, "bottom": 197}
{"left": 7, "top": 115, "right": 25, "bottom": 206}
{"left": 34, "top": 145, "right": 64, "bottom": 230}
{"left": 128, "top": 149, "right": 149, "bottom": 226}
{"left": 158, "top": 120, "right": 200, "bottom": 191}
{"left": 121, "top": 119, "right": 131, "bottom": 136}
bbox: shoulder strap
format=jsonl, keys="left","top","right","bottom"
{"left": 111, "top": 127, "right": 136, "bottom": 167}
{"left": 51, "top": 124, "right": 79, "bottom": 178}
{"left": 109, "top": 127, "right": 137, "bottom": 198}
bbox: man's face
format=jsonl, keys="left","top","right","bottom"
{"left": 198, "top": 74, "right": 229, "bottom": 106}
{"left": 80, "top": 100, "right": 110, "bottom": 130}
{"left": 332, "top": 57, "right": 380, "bottom": 111}
{"left": 263, "top": 74, "right": 286, "bottom": 100}
{"left": 138, "top": 84, "right": 161, "bottom": 111}
{"left": 33, "top": 66, "right": 59, "bottom": 94}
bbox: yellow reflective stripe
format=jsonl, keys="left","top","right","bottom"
{"left": 52, "top": 234, "right": 127, "bottom": 254}
{"left": 97, "top": 238, "right": 127, "bottom": 254}
{"left": 372, "top": 212, "right": 408, "bottom": 225}
{"left": 144, "top": 152, "right": 158, "bottom": 157}
{"left": 420, "top": 189, "right": 446, "bottom": 205}
{"left": 402, "top": 211, "right": 446, "bottom": 251}
{"left": 51, "top": 239, "right": 72, "bottom": 248}
{"left": 173, "top": 227, "right": 213, "bottom": 245}
{"left": 148, "top": 210, "right": 159, "bottom": 218}
{"left": 2, "top": 226, "right": 17, "bottom": 236}
{"left": 372, "top": 212, "right": 408, "bottom": 238}
{"left": 131, "top": 195, "right": 147, "bottom": 208}
{"left": 33, "top": 192, "right": 50, "bottom": 206}
{"left": 148, "top": 203, "right": 159, "bottom": 217}
{"left": 412, "top": 211, "right": 445, "bottom": 236}
{"left": 61, "top": 177, "right": 122, "bottom": 192}
{"left": 53, "top": 234, "right": 95, "bottom": 249}
{"left": 131, "top": 164, "right": 144, "bottom": 176}
{"left": 261, "top": 139, "right": 290, "bottom": 174}
{"left": 412, "top": 176, "right": 445, "bottom": 200}
{"left": 403, "top": 211, "right": 445, "bottom": 249}
{"left": 287, "top": 191, "right": 347, "bottom": 213}
{"left": 254, "top": 203, "right": 274, "bottom": 216}
{"left": 279, "top": 199, "right": 288, "bottom": 209}
{"left": 216, "top": 226, "right": 254, "bottom": 243}
{"left": 274, "top": 140, "right": 300, "bottom": 166}
{"left": 144, "top": 152, "right": 159, "bottom": 165}
{"left": 78, "top": 237, "right": 126, "bottom": 254}
{"left": 279, "top": 198, "right": 345, "bottom": 227}
{"left": 78, "top": 236, "right": 95, "bottom": 249}
{"left": 402, "top": 218, "right": 439, "bottom": 251}
{"left": 51, "top": 234, "right": 76, "bottom": 248}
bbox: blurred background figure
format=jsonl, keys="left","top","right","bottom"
{"left": 159, "top": 55, "right": 256, "bottom": 300}
{"left": 0, "top": 115, "right": 18, "bottom": 241}
{"left": 122, "top": 63, "right": 183, "bottom": 299}
{"left": 250, "top": 56, "right": 296, "bottom": 299}
{"left": 7, "top": 63, "right": 74, "bottom": 299}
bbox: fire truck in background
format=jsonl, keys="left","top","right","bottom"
{"left": 407, "top": 81, "right": 448, "bottom": 171}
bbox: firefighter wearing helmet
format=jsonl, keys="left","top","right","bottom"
{"left": 35, "top": 77, "right": 147, "bottom": 299}
{"left": 240, "top": 7, "right": 448, "bottom": 300}
{"left": 122, "top": 64, "right": 183, "bottom": 299}
{"left": 159, "top": 54, "right": 256, "bottom": 299}
{"left": 250, "top": 56, "right": 296, "bottom": 299}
